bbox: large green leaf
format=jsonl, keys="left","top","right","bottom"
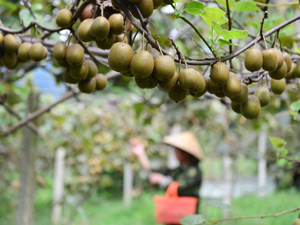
{"left": 200, "top": 7, "right": 228, "bottom": 26}
{"left": 185, "top": 1, "right": 205, "bottom": 15}
{"left": 180, "top": 214, "right": 206, "bottom": 225}
{"left": 213, "top": 23, "right": 248, "bottom": 40}
{"left": 269, "top": 137, "right": 286, "bottom": 150}
{"left": 235, "top": 0, "right": 260, "bottom": 12}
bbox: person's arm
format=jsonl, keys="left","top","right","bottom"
{"left": 130, "top": 138, "right": 150, "bottom": 172}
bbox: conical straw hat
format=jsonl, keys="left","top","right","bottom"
{"left": 163, "top": 131, "right": 203, "bottom": 160}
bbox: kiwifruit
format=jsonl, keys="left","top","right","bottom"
{"left": 283, "top": 53, "right": 292, "bottom": 72}
{"left": 56, "top": 9, "right": 72, "bottom": 28}
{"left": 80, "top": 3, "right": 94, "bottom": 21}
{"left": 43, "top": 47, "right": 48, "bottom": 59}
{"left": 153, "top": 55, "right": 176, "bottom": 81}
{"left": 271, "top": 78, "right": 286, "bottom": 95}
{"left": 132, "top": 0, "right": 154, "bottom": 18}
{"left": 191, "top": 70, "right": 206, "bottom": 93}
{"left": 18, "top": 42, "right": 32, "bottom": 61}
{"left": 190, "top": 81, "right": 206, "bottom": 98}
{"left": 2, "top": 52, "right": 18, "bottom": 69}
{"left": 113, "top": 34, "right": 128, "bottom": 43}
{"left": 231, "top": 101, "right": 241, "bottom": 114}
{"left": 215, "top": 89, "right": 226, "bottom": 98}
{"left": 3, "top": 34, "right": 20, "bottom": 53}
{"left": 95, "top": 74, "right": 108, "bottom": 90}
{"left": 153, "top": 0, "right": 163, "bottom": 8}
{"left": 56, "top": 59, "right": 69, "bottom": 67}
{"left": 178, "top": 68, "right": 199, "bottom": 91}
{"left": 69, "top": 60, "right": 89, "bottom": 80}
{"left": 231, "top": 83, "right": 249, "bottom": 104}
{"left": 77, "top": 18, "right": 94, "bottom": 42}
{"left": 275, "top": 49, "right": 284, "bottom": 69}
{"left": 255, "top": 87, "right": 270, "bottom": 107}
{"left": 210, "top": 62, "right": 229, "bottom": 84}
{"left": 222, "top": 73, "right": 242, "bottom": 98}
{"left": 293, "top": 219, "right": 300, "bottom": 225}
{"left": 285, "top": 63, "right": 296, "bottom": 80}
{"left": 90, "top": 17, "right": 110, "bottom": 41}
{"left": 207, "top": 78, "right": 222, "bottom": 94}
{"left": 63, "top": 70, "right": 80, "bottom": 84}
{"left": 86, "top": 59, "right": 98, "bottom": 79}
{"left": 78, "top": 77, "right": 96, "bottom": 93}
{"left": 121, "top": 70, "right": 134, "bottom": 77}
{"left": 29, "top": 42, "right": 45, "bottom": 61}
{"left": 108, "top": 42, "right": 134, "bottom": 72}
{"left": 262, "top": 48, "right": 278, "bottom": 71}
{"left": 244, "top": 48, "right": 263, "bottom": 72}
{"left": 0, "top": 33, "right": 3, "bottom": 44}
{"left": 241, "top": 95, "right": 261, "bottom": 119}
{"left": 159, "top": 72, "right": 178, "bottom": 91}
{"left": 168, "top": 84, "right": 187, "bottom": 102}
{"left": 96, "top": 34, "right": 115, "bottom": 49}
{"left": 135, "top": 74, "right": 158, "bottom": 89}
{"left": 66, "top": 44, "right": 84, "bottom": 66}
{"left": 294, "top": 62, "right": 300, "bottom": 78}
{"left": 53, "top": 41, "right": 67, "bottom": 62}
{"left": 269, "top": 61, "right": 287, "bottom": 80}
{"left": 130, "top": 50, "right": 154, "bottom": 78}
{"left": 109, "top": 14, "right": 125, "bottom": 35}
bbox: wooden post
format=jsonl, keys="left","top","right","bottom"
{"left": 16, "top": 92, "right": 39, "bottom": 225}
{"left": 123, "top": 161, "right": 133, "bottom": 205}
{"left": 258, "top": 131, "right": 267, "bottom": 198}
{"left": 223, "top": 154, "right": 233, "bottom": 218}
{"left": 52, "top": 147, "right": 66, "bottom": 225}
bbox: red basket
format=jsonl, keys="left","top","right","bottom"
{"left": 153, "top": 182, "right": 198, "bottom": 224}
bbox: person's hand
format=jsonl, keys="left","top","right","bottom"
{"left": 149, "top": 173, "right": 165, "bottom": 185}
{"left": 130, "top": 138, "right": 145, "bottom": 157}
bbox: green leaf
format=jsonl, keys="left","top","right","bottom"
{"left": 200, "top": 7, "right": 228, "bottom": 26}
{"left": 180, "top": 214, "right": 206, "bottom": 225}
{"left": 215, "top": 0, "right": 235, "bottom": 9}
{"left": 280, "top": 149, "right": 289, "bottom": 156}
{"left": 269, "top": 137, "right": 286, "bottom": 150}
{"left": 32, "top": 3, "right": 43, "bottom": 12}
{"left": 235, "top": 0, "right": 260, "bottom": 12}
{"left": 213, "top": 23, "right": 248, "bottom": 40}
{"left": 185, "top": 2, "right": 205, "bottom": 15}
{"left": 0, "top": 1, "right": 17, "bottom": 11}
{"left": 206, "top": 199, "right": 230, "bottom": 209}
{"left": 218, "top": 39, "right": 238, "bottom": 47}
{"left": 290, "top": 101, "right": 300, "bottom": 111}
{"left": 19, "top": 8, "right": 33, "bottom": 26}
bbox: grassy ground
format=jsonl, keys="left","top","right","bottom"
{"left": 0, "top": 187, "right": 299, "bottom": 225}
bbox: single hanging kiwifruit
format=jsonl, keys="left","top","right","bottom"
{"left": 108, "top": 42, "right": 134, "bottom": 72}
{"left": 109, "top": 14, "right": 125, "bottom": 35}
{"left": 283, "top": 53, "right": 292, "bottom": 72}
{"left": 262, "top": 48, "right": 278, "bottom": 71}
{"left": 168, "top": 83, "right": 187, "bottom": 102}
{"left": 269, "top": 61, "right": 287, "bottom": 80}
{"left": 285, "top": 63, "right": 296, "bottom": 80}
{"left": 294, "top": 62, "right": 300, "bottom": 78}
{"left": 222, "top": 73, "right": 242, "bottom": 98}
{"left": 56, "top": 9, "right": 72, "bottom": 28}
{"left": 95, "top": 74, "right": 108, "bottom": 90}
{"left": 210, "top": 62, "right": 229, "bottom": 84}
{"left": 53, "top": 41, "right": 67, "bottom": 62}
{"left": 78, "top": 77, "right": 96, "bottom": 93}
{"left": 66, "top": 44, "right": 84, "bottom": 66}
{"left": 271, "top": 78, "right": 286, "bottom": 95}
{"left": 2, "top": 52, "right": 18, "bottom": 69}
{"left": 130, "top": 50, "right": 154, "bottom": 78}
{"left": 29, "top": 42, "right": 45, "bottom": 61}
{"left": 153, "top": 0, "right": 163, "bottom": 8}
{"left": 244, "top": 48, "right": 263, "bottom": 72}
{"left": 190, "top": 70, "right": 206, "bottom": 93}
{"left": 231, "top": 101, "right": 241, "bottom": 114}
{"left": 153, "top": 55, "right": 176, "bottom": 81}
{"left": 18, "top": 42, "right": 32, "bottom": 61}
{"left": 80, "top": 3, "right": 95, "bottom": 21}
{"left": 231, "top": 83, "right": 249, "bottom": 104}
{"left": 159, "top": 72, "right": 178, "bottom": 91}
{"left": 275, "top": 49, "right": 284, "bottom": 69}
{"left": 90, "top": 16, "right": 110, "bottom": 41}
{"left": 135, "top": 74, "right": 158, "bottom": 89}
{"left": 69, "top": 60, "right": 89, "bottom": 81}
{"left": 86, "top": 59, "right": 98, "bottom": 79}
{"left": 241, "top": 95, "right": 261, "bottom": 119}
{"left": 178, "top": 68, "right": 200, "bottom": 91}
{"left": 132, "top": 0, "right": 154, "bottom": 18}
{"left": 255, "top": 87, "right": 270, "bottom": 107}
{"left": 77, "top": 18, "right": 94, "bottom": 42}
{"left": 4, "top": 34, "right": 20, "bottom": 53}
{"left": 207, "top": 78, "right": 222, "bottom": 94}
{"left": 63, "top": 70, "right": 81, "bottom": 84}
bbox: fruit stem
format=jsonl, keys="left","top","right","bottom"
{"left": 260, "top": 11, "right": 268, "bottom": 49}
{"left": 156, "top": 40, "right": 163, "bottom": 56}
{"left": 100, "top": 5, "right": 103, "bottom": 17}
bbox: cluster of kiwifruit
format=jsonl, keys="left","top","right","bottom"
{"left": 0, "top": 33, "right": 48, "bottom": 69}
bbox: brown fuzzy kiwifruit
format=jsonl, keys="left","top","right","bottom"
{"left": 210, "top": 62, "right": 229, "bottom": 84}
{"left": 275, "top": 49, "right": 284, "bottom": 69}
{"left": 153, "top": 0, "right": 163, "bottom": 8}
{"left": 215, "top": 89, "right": 226, "bottom": 98}
{"left": 168, "top": 84, "right": 187, "bottom": 102}
{"left": 69, "top": 60, "right": 89, "bottom": 81}
{"left": 2, "top": 52, "right": 18, "bottom": 69}
{"left": 231, "top": 83, "right": 249, "bottom": 104}
{"left": 271, "top": 79, "right": 286, "bottom": 95}
{"left": 56, "top": 9, "right": 72, "bottom": 28}
{"left": 86, "top": 59, "right": 98, "bottom": 79}
{"left": 294, "top": 62, "right": 300, "bottom": 78}
{"left": 135, "top": 74, "right": 158, "bottom": 89}
{"left": 178, "top": 68, "right": 200, "bottom": 91}
{"left": 130, "top": 50, "right": 154, "bottom": 78}
{"left": 269, "top": 62, "right": 287, "bottom": 80}
{"left": 153, "top": 55, "right": 176, "bottom": 81}
{"left": 3, "top": 34, "right": 20, "bottom": 53}
{"left": 159, "top": 72, "right": 178, "bottom": 91}
{"left": 29, "top": 42, "right": 45, "bottom": 61}
{"left": 262, "top": 48, "right": 278, "bottom": 71}
{"left": 109, "top": 14, "right": 125, "bottom": 35}
{"left": 283, "top": 53, "right": 292, "bottom": 72}
{"left": 80, "top": 3, "right": 95, "bottom": 21}
{"left": 108, "top": 42, "right": 134, "bottom": 72}
{"left": 95, "top": 74, "right": 108, "bottom": 90}
{"left": 53, "top": 41, "right": 67, "bottom": 62}
{"left": 255, "top": 87, "right": 270, "bottom": 107}
{"left": 66, "top": 44, "right": 84, "bottom": 66}
{"left": 96, "top": 34, "right": 115, "bottom": 49}
{"left": 231, "top": 101, "right": 241, "bottom": 114}
{"left": 207, "top": 78, "right": 222, "bottom": 94}
{"left": 90, "top": 17, "right": 110, "bottom": 41}
{"left": 244, "top": 48, "right": 263, "bottom": 72}
{"left": 78, "top": 77, "right": 96, "bottom": 93}
{"left": 63, "top": 70, "right": 81, "bottom": 84}
{"left": 77, "top": 18, "right": 94, "bottom": 42}
{"left": 285, "top": 63, "right": 296, "bottom": 80}
{"left": 18, "top": 42, "right": 32, "bottom": 61}
{"left": 131, "top": 0, "right": 154, "bottom": 18}
{"left": 190, "top": 70, "right": 206, "bottom": 93}
{"left": 222, "top": 73, "right": 242, "bottom": 98}
{"left": 113, "top": 34, "right": 128, "bottom": 43}
{"left": 241, "top": 95, "right": 261, "bottom": 119}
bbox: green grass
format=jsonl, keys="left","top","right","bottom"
{"left": 0, "top": 187, "right": 299, "bottom": 225}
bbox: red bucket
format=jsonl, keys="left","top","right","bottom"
{"left": 153, "top": 182, "right": 198, "bottom": 224}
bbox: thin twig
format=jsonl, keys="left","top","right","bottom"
{"left": 226, "top": 0, "right": 233, "bottom": 69}
{"left": 277, "top": 155, "right": 300, "bottom": 164}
